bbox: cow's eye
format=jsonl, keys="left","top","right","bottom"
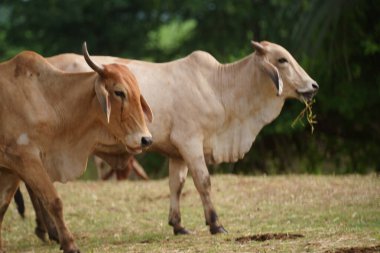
{"left": 278, "top": 58, "right": 288, "bottom": 64}
{"left": 114, "top": 91, "right": 126, "bottom": 99}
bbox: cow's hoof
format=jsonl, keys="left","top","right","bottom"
{"left": 63, "top": 248, "right": 80, "bottom": 253}
{"left": 61, "top": 243, "right": 80, "bottom": 253}
{"left": 35, "top": 227, "right": 47, "bottom": 242}
{"left": 173, "top": 227, "right": 190, "bottom": 235}
{"left": 210, "top": 225, "right": 228, "bottom": 234}
{"left": 48, "top": 231, "right": 60, "bottom": 243}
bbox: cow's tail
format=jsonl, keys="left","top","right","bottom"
{"left": 14, "top": 187, "right": 25, "bottom": 218}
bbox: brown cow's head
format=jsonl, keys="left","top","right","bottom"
{"left": 252, "top": 41, "right": 318, "bottom": 102}
{"left": 83, "top": 42, "right": 153, "bottom": 154}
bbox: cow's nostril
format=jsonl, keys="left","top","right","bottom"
{"left": 312, "top": 83, "right": 319, "bottom": 90}
{"left": 141, "top": 136, "right": 153, "bottom": 148}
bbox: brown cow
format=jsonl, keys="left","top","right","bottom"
{"left": 0, "top": 43, "right": 152, "bottom": 253}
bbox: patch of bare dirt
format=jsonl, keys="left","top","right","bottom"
{"left": 235, "top": 233, "right": 304, "bottom": 243}
{"left": 140, "top": 190, "right": 192, "bottom": 202}
{"left": 324, "top": 245, "right": 380, "bottom": 253}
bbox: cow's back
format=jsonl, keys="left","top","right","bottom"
{"left": 0, "top": 52, "right": 58, "bottom": 140}
{"left": 47, "top": 52, "right": 226, "bottom": 156}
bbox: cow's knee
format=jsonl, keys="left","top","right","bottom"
{"left": 48, "top": 197, "right": 64, "bottom": 216}
{"left": 195, "top": 174, "right": 211, "bottom": 195}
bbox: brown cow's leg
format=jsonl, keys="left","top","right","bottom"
{"left": 168, "top": 158, "right": 189, "bottom": 235}
{"left": 38, "top": 198, "right": 60, "bottom": 243}
{"left": 0, "top": 170, "right": 20, "bottom": 252}
{"left": 172, "top": 137, "right": 227, "bottom": 235}
{"left": 26, "top": 184, "right": 59, "bottom": 243}
{"left": 18, "top": 155, "right": 79, "bottom": 253}
{"left": 26, "top": 184, "right": 47, "bottom": 241}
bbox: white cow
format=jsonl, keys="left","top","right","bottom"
{"left": 48, "top": 41, "right": 319, "bottom": 235}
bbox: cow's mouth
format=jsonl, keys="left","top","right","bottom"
{"left": 297, "top": 90, "right": 317, "bottom": 102}
{"left": 125, "top": 145, "right": 142, "bottom": 154}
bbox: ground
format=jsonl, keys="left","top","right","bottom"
{"left": 3, "top": 174, "right": 380, "bottom": 253}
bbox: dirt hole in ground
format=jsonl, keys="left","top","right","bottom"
{"left": 324, "top": 244, "right": 380, "bottom": 253}
{"left": 235, "top": 233, "right": 304, "bottom": 243}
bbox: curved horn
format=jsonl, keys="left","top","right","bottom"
{"left": 82, "top": 41, "right": 104, "bottom": 75}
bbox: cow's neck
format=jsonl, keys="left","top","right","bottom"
{"left": 42, "top": 73, "right": 116, "bottom": 182}
{"left": 204, "top": 54, "right": 286, "bottom": 164}
{"left": 213, "top": 54, "right": 285, "bottom": 124}
{"left": 52, "top": 74, "right": 102, "bottom": 141}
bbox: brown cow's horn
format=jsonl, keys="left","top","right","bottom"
{"left": 82, "top": 41, "right": 104, "bottom": 75}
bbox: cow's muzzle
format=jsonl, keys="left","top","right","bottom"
{"left": 124, "top": 135, "right": 153, "bottom": 154}
{"left": 297, "top": 82, "right": 319, "bottom": 102}
{"left": 298, "top": 91, "right": 317, "bottom": 102}
{"left": 141, "top": 136, "right": 153, "bottom": 148}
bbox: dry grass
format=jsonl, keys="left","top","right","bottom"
{"left": 3, "top": 174, "right": 380, "bottom": 253}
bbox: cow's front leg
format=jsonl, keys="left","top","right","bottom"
{"left": 168, "top": 158, "right": 189, "bottom": 235}
{"left": 172, "top": 136, "right": 227, "bottom": 234}
{"left": 26, "top": 184, "right": 59, "bottom": 243}
{"left": 18, "top": 155, "right": 79, "bottom": 253}
{"left": 0, "top": 170, "right": 20, "bottom": 253}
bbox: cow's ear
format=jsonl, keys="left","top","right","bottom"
{"left": 262, "top": 61, "right": 283, "bottom": 96}
{"left": 140, "top": 95, "right": 153, "bottom": 123}
{"left": 251, "top": 41, "right": 266, "bottom": 55}
{"left": 95, "top": 79, "right": 111, "bottom": 123}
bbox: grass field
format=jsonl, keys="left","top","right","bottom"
{"left": 2, "top": 174, "right": 380, "bottom": 253}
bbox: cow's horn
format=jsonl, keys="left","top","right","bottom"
{"left": 82, "top": 41, "right": 104, "bottom": 76}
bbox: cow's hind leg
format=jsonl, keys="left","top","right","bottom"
{"left": 0, "top": 170, "right": 20, "bottom": 253}
{"left": 17, "top": 154, "right": 79, "bottom": 253}
{"left": 168, "top": 158, "right": 189, "bottom": 235}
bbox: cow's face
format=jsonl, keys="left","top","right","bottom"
{"left": 83, "top": 43, "right": 153, "bottom": 154}
{"left": 252, "top": 41, "right": 318, "bottom": 102}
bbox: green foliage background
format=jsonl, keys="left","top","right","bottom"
{"left": 1, "top": 0, "right": 379, "bottom": 176}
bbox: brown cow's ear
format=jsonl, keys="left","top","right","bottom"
{"left": 95, "top": 79, "right": 111, "bottom": 123}
{"left": 140, "top": 95, "right": 153, "bottom": 123}
{"left": 251, "top": 41, "right": 266, "bottom": 55}
{"left": 262, "top": 61, "right": 283, "bottom": 96}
